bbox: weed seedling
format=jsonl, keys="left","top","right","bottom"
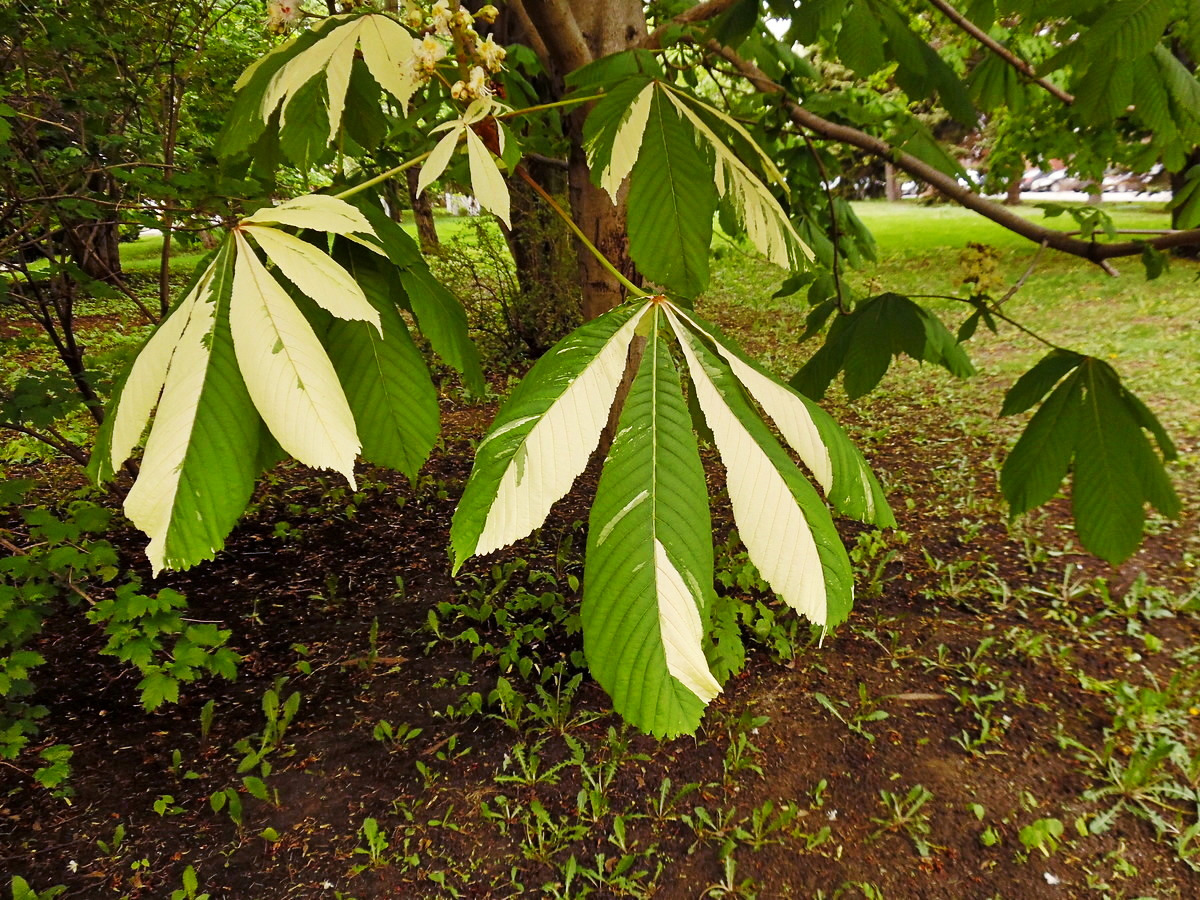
{"left": 869, "top": 785, "right": 936, "bottom": 857}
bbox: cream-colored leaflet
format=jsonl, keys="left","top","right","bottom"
{"left": 262, "top": 19, "right": 360, "bottom": 133}
{"left": 416, "top": 127, "right": 463, "bottom": 197}
{"left": 473, "top": 303, "right": 650, "bottom": 557}
{"left": 668, "top": 308, "right": 828, "bottom": 625}
{"left": 663, "top": 91, "right": 810, "bottom": 267}
{"left": 465, "top": 128, "right": 511, "bottom": 228}
{"left": 666, "top": 87, "right": 788, "bottom": 188}
{"left": 241, "top": 225, "right": 380, "bottom": 333}
{"left": 230, "top": 232, "right": 360, "bottom": 488}
{"left": 123, "top": 278, "right": 219, "bottom": 575}
{"left": 655, "top": 539, "right": 722, "bottom": 702}
{"left": 241, "top": 193, "right": 375, "bottom": 236}
{"left": 357, "top": 15, "right": 418, "bottom": 114}
{"left": 669, "top": 304, "right": 832, "bottom": 492}
{"left": 596, "top": 83, "right": 654, "bottom": 202}
{"left": 108, "top": 261, "right": 216, "bottom": 470}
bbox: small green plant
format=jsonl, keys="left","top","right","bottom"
{"left": 373, "top": 719, "right": 422, "bottom": 750}
{"left": 869, "top": 785, "right": 936, "bottom": 857}
{"left": 813, "top": 683, "right": 890, "bottom": 743}
{"left": 351, "top": 817, "right": 390, "bottom": 873}
{"left": 9, "top": 876, "right": 66, "bottom": 900}
{"left": 1018, "top": 817, "right": 1064, "bottom": 857}
{"left": 169, "top": 866, "right": 210, "bottom": 900}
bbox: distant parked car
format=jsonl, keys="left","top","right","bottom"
{"left": 1029, "top": 169, "right": 1068, "bottom": 191}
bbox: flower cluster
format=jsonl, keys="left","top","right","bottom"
{"left": 402, "top": 0, "right": 506, "bottom": 101}
{"left": 265, "top": 1, "right": 304, "bottom": 34}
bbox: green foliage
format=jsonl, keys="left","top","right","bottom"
{"left": 1001, "top": 351, "right": 1179, "bottom": 564}
{"left": 0, "top": 483, "right": 235, "bottom": 791}
{"left": 793, "top": 293, "right": 975, "bottom": 401}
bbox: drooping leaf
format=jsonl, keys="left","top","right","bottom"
{"left": 627, "top": 91, "right": 718, "bottom": 296}
{"left": 662, "top": 88, "right": 810, "bottom": 269}
{"left": 670, "top": 306, "right": 893, "bottom": 527}
{"left": 350, "top": 203, "right": 484, "bottom": 394}
{"left": 464, "top": 127, "right": 511, "bottom": 228}
{"left": 105, "top": 241, "right": 263, "bottom": 573}
{"left": 230, "top": 231, "right": 360, "bottom": 487}
{"left": 243, "top": 192, "right": 375, "bottom": 235}
{"left": 792, "top": 293, "right": 975, "bottom": 401}
{"left": 241, "top": 225, "right": 380, "bottom": 331}
{"left": 1001, "top": 373, "right": 1083, "bottom": 514}
{"left": 839, "top": 0, "right": 887, "bottom": 76}
{"left": 261, "top": 13, "right": 417, "bottom": 143}
{"left": 670, "top": 309, "right": 854, "bottom": 628}
{"left": 1001, "top": 353, "right": 1179, "bottom": 564}
{"left": 451, "top": 302, "right": 650, "bottom": 568}
{"left": 584, "top": 78, "right": 655, "bottom": 200}
{"left": 584, "top": 313, "right": 719, "bottom": 737}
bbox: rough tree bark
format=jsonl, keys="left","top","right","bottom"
{"left": 509, "top": 0, "right": 646, "bottom": 321}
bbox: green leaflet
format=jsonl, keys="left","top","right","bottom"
{"left": 353, "top": 203, "right": 484, "bottom": 395}
{"left": 326, "top": 247, "right": 439, "bottom": 478}
{"left": 792, "top": 293, "right": 975, "bottom": 401}
{"left": 584, "top": 314, "right": 717, "bottom": 738}
{"left": 1000, "top": 353, "right": 1179, "bottom": 564}
{"left": 98, "top": 241, "right": 263, "bottom": 573}
{"left": 839, "top": 0, "right": 887, "bottom": 76}
{"left": 626, "top": 90, "right": 718, "bottom": 297}
{"left": 451, "top": 302, "right": 649, "bottom": 570}
{"left": 1002, "top": 374, "right": 1084, "bottom": 514}
{"left": 672, "top": 311, "right": 854, "bottom": 629}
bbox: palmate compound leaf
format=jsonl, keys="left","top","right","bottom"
{"left": 454, "top": 298, "right": 885, "bottom": 734}
{"left": 414, "top": 98, "right": 512, "bottom": 228}
{"left": 584, "top": 307, "right": 720, "bottom": 737}
{"left": 590, "top": 81, "right": 809, "bottom": 295}
{"left": 792, "top": 293, "right": 975, "bottom": 401}
{"left": 89, "top": 240, "right": 263, "bottom": 574}
{"left": 1001, "top": 352, "right": 1179, "bottom": 565}
{"left": 93, "top": 192, "right": 445, "bottom": 572}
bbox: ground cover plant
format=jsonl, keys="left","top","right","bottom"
{"left": 3, "top": 200, "right": 1199, "bottom": 897}
{"left": 4, "top": 0, "right": 1200, "bottom": 896}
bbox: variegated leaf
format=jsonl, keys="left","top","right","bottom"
{"left": 230, "top": 231, "right": 360, "bottom": 488}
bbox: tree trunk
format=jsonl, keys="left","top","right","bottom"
{"left": 405, "top": 166, "right": 440, "bottom": 251}
{"left": 1004, "top": 179, "right": 1022, "bottom": 206}
{"left": 515, "top": 0, "right": 648, "bottom": 321}
{"left": 884, "top": 163, "right": 900, "bottom": 201}
{"left": 62, "top": 217, "right": 123, "bottom": 284}
{"left": 502, "top": 156, "right": 580, "bottom": 355}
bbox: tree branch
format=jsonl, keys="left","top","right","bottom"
{"left": 642, "top": 0, "right": 742, "bottom": 50}
{"left": 924, "top": 0, "right": 1075, "bottom": 105}
{"left": 709, "top": 41, "right": 1200, "bottom": 268}
{"left": 513, "top": 0, "right": 592, "bottom": 75}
